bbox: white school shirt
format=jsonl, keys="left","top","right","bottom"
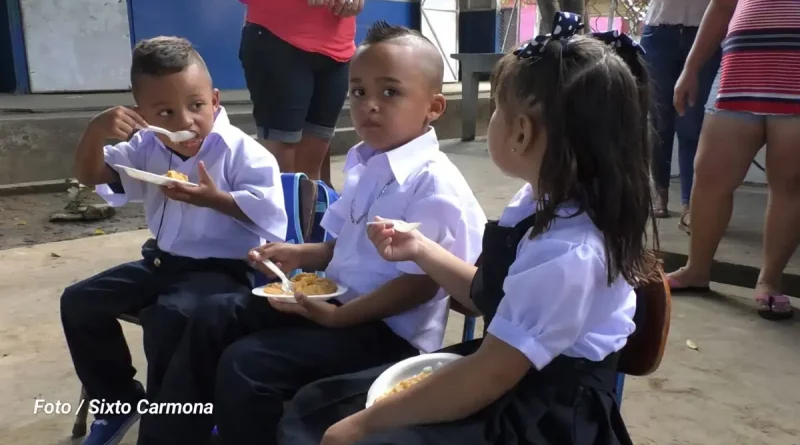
{"left": 322, "top": 129, "right": 487, "bottom": 352}
{"left": 96, "top": 107, "right": 288, "bottom": 260}
{"left": 486, "top": 184, "right": 637, "bottom": 370}
{"left": 645, "top": 0, "right": 710, "bottom": 27}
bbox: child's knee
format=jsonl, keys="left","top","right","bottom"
{"left": 60, "top": 283, "right": 91, "bottom": 324}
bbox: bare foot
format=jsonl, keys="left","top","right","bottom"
{"left": 666, "top": 267, "right": 711, "bottom": 293}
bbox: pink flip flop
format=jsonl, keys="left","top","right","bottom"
{"left": 755, "top": 294, "right": 794, "bottom": 321}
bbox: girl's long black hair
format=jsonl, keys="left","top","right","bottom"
{"left": 491, "top": 35, "right": 660, "bottom": 286}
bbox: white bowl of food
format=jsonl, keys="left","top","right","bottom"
{"left": 365, "top": 352, "right": 462, "bottom": 408}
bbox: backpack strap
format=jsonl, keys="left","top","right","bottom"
{"left": 280, "top": 172, "right": 308, "bottom": 245}
{"left": 311, "top": 181, "right": 340, "bottom": 243}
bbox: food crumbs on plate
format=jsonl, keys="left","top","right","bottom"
{"left": 686, "top": 339, "right": 699, "bottom": 351}
{"left": 164, "top": 170, "right": 189, "bottom": 182}
{"left": 262, "top": 273, "right": 338, "bottom": 296}
{"left": 376, "top": 363, "right": 444, "bottom": 403}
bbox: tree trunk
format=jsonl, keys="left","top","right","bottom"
{"left": 537, "top": 0, "right": 587, "bottom": 35}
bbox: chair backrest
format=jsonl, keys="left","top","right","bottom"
{"left": 254, "top": 174, "right": 340, "bottom": 286}
{"left": 280, "top": 173, "right": 339, "bottom": 244}
{"left": 618, "top": 269, "right": 672, "bottom": 376}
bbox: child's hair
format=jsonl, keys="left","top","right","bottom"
{"left": 130, "top": 36, "right": 208, "bottom": 90}
{"left": 491, "top": 32, "right": 659, "bottom": 286}
{"left": 362, "top": 20, "right": 427, "bottom": 44}
{"left": 359, "top": 21, "right": 444, "bottom": 93}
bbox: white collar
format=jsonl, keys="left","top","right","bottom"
{"left": 344, "top": 128, "right": 440, "bottom": 185}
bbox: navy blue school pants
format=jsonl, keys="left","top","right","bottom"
{"left": 60, "top": 239, "right": 253, "bottom": 416}
{"left": 137, "top": 292, "right": 417, "bottom": 445}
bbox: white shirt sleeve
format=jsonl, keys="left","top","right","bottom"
{"left": 487, "top": 239, "right": 608, "bottom": 370}
{"left": 95, "top": 133, "right": 148, "bottom": 207}
{"left": 397, "top": 193, "right": 483, "bottom": 275}
{"left": 228, "top": 149, "right": 288, "bottom": 243}
{"left": 320, "top": 196, "right": 348, "bottom": 238}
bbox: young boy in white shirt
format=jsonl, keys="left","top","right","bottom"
{"left": 61, "top": 36, "right": 287, "bottom": 445}
{"left": 137, "top": 22, "right": 487, "bottom": 445}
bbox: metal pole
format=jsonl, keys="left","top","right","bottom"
{"left": 608, "top": 0, "right": 618, "bottom": 31}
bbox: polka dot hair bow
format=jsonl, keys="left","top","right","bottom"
{"left": 591, "top": 30, "right": 646, "bottom": 55}
{"left": 514, "top": 12, "right": 584, "bottom": 60}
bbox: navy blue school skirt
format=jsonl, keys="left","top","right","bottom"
{"left": 279, "top": 339, "right": 633, "bottom": 445}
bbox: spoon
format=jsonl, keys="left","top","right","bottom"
{"left": 366, "top": 219, "right": 421, "bottom": 233}
{"left": 261, "top": 259, "right": 295, "bottom": 294}
{"left": 146, "top": 125, "right": 196, "bottom": 143}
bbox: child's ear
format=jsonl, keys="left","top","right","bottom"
{"left": 426, "top": 94, "right": 447, "bottom": 123}
{"left": 515, "top": 114, "right": 536, "bottom": 152}
{"left": 212, "top": 88, "right": 221, "bottom": 111}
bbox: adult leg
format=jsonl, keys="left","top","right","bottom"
{"left": 239, "top": 23, "right": 313, "bottom": 173}
{"left": 756, "top": 116, "right": 800, "bottom": 319}
{"left": 215, "top": 323, "right": 416, "bottom": 445}
{"left": 137, "top": 270, "right": 251, "bottom": 400}
{"left": 640, "top": 25, "right": 682, "bottom": 218}
{"left": 674, "top": 44, "right": 722, "bottom": 232}
{"left": 295, "top": 54, "right": 349, "bottom": 181}
{"left": 667, "top": 112, "right": 765, "bottom": 289}
{"left": 137, "top": 293, "right": 311, "bottom": 445}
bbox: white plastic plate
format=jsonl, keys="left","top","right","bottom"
{"left": 115, "top": 165, "right": 197, "bottom": 187}
{"left": 251, "top": 284, "right": 349, "bottom": 302}
{"left": 365, "top": 352, "right": 462, "bottom": 408}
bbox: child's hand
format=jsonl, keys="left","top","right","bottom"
{"left": 366, "top": 216, "right": 426, "bottom": 262}
{"left": 268, "top": 293, "right": 343, "bottom": 328}
{"left": 161, "top": 161, "right": 222, "bottom": 208}
{"left": 321, "top": 413, "right": 370, "bottom": 445}
{"left": 249, "top": 243, "right": 303, "bottom": 276}
{"left": 89, "top": 106, "right": 148, "bottom": 141}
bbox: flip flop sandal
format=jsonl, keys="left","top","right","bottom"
{"left": 666, "top": 274, "right": 711, "bottom": 294}
{"left": 756, "top": 294, "right": 794, "bottom": 321}
{"left": 678, "top": 211, "right": 690, "bottom": 235}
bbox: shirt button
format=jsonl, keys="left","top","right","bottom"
{"left": 153, "top": 258, "right": 161, "bottom": 267}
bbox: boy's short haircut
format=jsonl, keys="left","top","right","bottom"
{"left": 130, "top": 36, "right": 208, "bottom": 90}
{"left": 360, "top": 21, "right": 444, "bottom": 93}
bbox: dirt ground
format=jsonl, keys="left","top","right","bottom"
{"left": 0, "top": 191, "right": 146, "bottom": 250}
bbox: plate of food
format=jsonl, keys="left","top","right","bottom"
{"left": 114, "top": 164, "right": 197, "bottom": 187}
{"left": 251, "top": 272, "right": 348, "bottom": 302}
{"left": 365, "top": 352, "right": 462, "bottom": 408}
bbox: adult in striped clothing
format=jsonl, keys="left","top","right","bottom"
{"left": 670, "top": 0, "right": 800, "bottom": 320}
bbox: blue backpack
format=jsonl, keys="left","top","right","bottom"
{"left": 253, "top": 173, "right": 340, "bottom": 286}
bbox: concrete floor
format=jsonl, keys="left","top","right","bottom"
{"left": 1, "top": 139, "right": 798, "bottom": 444}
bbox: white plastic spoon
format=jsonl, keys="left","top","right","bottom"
{"left": 366, "top": 219, "right": 421, "bottom": 233}
{"left": 261, "top": 259, "right": 295, "bottom": 294}
{"left": 146, "top": 125, "right": 196, "bottom": 143}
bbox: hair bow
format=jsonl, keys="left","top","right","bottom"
{"left": 514, "top": 12, "right": 585, "bottom": 60}
{"left": 591, "top": 30, "right": 646, "bottom": 55}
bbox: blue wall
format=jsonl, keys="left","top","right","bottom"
{"left": 356, "top": 0, "right": 420, "bottom": 44}
{"left": 129, "top": 0, "right": 247, "bottom": 90}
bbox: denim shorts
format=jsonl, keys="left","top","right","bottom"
{"left": 705, "top": 70, "right": 799, "bottom": 122}
{"left": 239, "top": 23, "right": 349, "bottom": 143}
